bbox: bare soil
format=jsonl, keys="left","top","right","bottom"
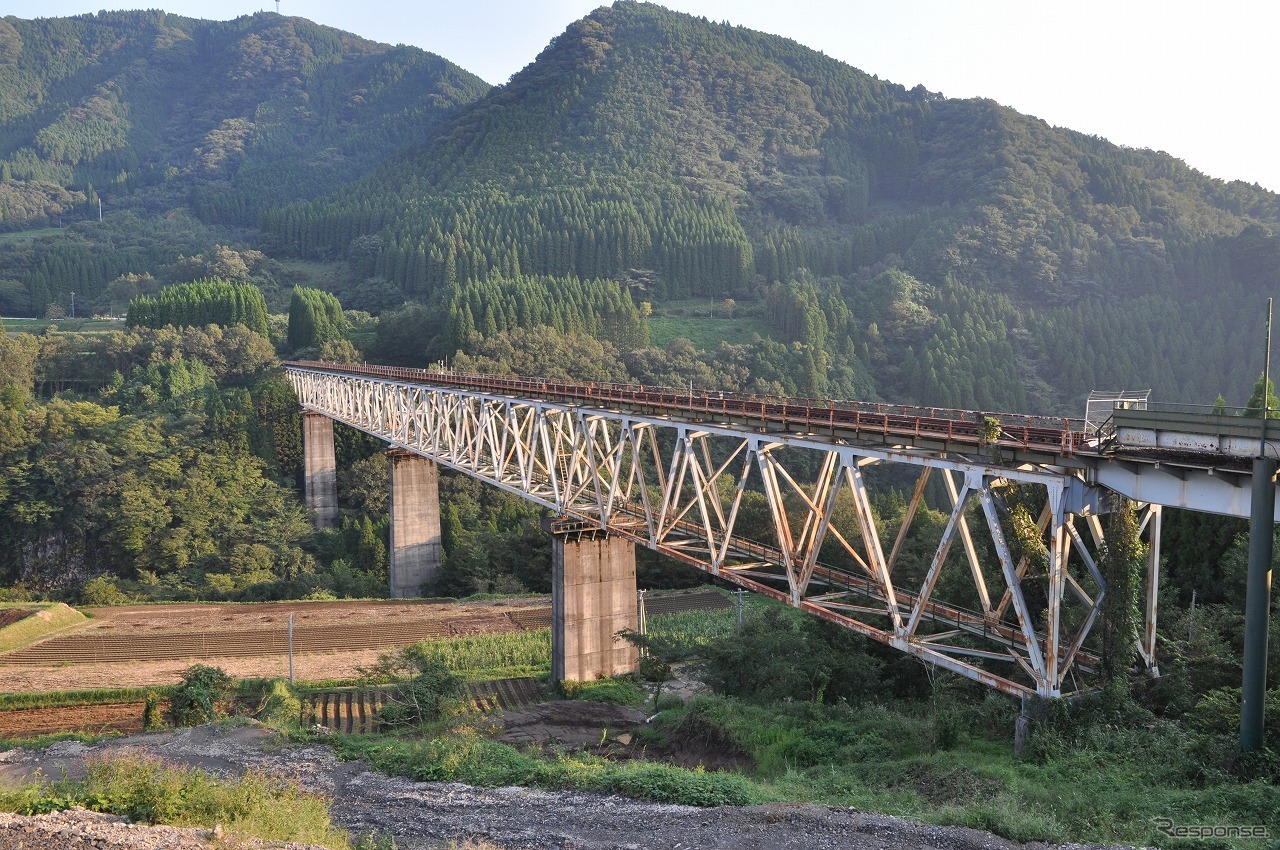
{"left": 0, "top": 598, "right": 551, "bottom": 695}
{"left": 0, "top": 649, "right": 395, "bottom": 693}
{"left": 75, "top": 599, "right": 546, "bottom": 635}
{"left": 0, "top": 702, "right": 145, "bottom": 739}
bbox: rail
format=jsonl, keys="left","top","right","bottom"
{"left": 285, "top": 361, "right": 1090, "bottom": 457}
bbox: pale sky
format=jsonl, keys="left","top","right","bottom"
{"left": 13, "top": 1, "right": 1280, "bottom": 193}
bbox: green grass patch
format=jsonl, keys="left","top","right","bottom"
{"left": 1, "top": 317, "right": 125, "bottom": 334}
{"left": 335, "top": 731, "right": 753, "bottom": 807}
{"left": 0, "top": 753, "right": 351, "bottom": 848}
{"left": 375, "top": 628, "right": 552, "bottom": 682}
{"left": 640, "top": 694, "right": 1280, "bottom": 848}
{"left": 276, "top": 259, "right": 351, "bottom": 298}
{"left": 0, "top": 603, "right": 88, "bottom": 653}
{"left": 0, "top": 227, "right": 62, "bottom": 245}
{"left": 646, "top": 603, "right": 743, "bottom": 650}
{"left": 0, "top": 731, "right": 126, "bottom": 750}
{"left": 0, "top": 686, "right": 172, "bottom": 711}
{"left": 559, "top": 677, "right": 647, "bottom": 707}
{"left": 648, "top": 315, "right": 772, "bottom": 350}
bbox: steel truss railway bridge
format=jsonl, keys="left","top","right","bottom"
{"left": 284, "top": 360, "right": 1277, "bottom": 716}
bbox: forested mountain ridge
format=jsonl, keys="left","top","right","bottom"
{"left": 266, "top": 1, "right": 1280, "bottom": 413}
{"left": 4, "top": 3, "right": 1280, "bottom": 414}
{"left": 0, "top": 10, "right": 490, "bottom": 228}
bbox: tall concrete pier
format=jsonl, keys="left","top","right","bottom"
{"left": 551, "top": 531, "right": 638, "bottom": 682}
{"left": 302, "top": 412, "right": 337, "bottom": 530}
{"left": 388, "top": 450, "right": 443, "bottom": 598}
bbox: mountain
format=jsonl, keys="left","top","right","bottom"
{"left": 4, "top": 3, "right": 1280, "bottom": 414}
{"left": 262, "top": 1, "right": 1280, "bottom": 412}
{"left": 0, "top": 10, "right": 489, "bottom": 227}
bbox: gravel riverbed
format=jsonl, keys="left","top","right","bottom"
{"left": 0, "top": 725, "right": 1134, "bottom": 850}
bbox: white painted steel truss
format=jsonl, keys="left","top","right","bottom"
{"left": 286, "top": 366, "right": 1162, "bottom": 699}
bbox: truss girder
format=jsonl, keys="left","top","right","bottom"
{"left": 286, "top": 367, "right": 1141, "bottom": 699}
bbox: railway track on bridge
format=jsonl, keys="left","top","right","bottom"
{"left": 296, "top": 361, "right": 1092, "bottom": 459}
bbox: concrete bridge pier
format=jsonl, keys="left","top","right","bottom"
{"left": 552, "top": 530, "right": 639, "bottom": 682}
{"left": 302, "top": 412, "right": 338, "bottom": 530}
{"left": 388, "top": 449, "right": 443, "bottom": 598}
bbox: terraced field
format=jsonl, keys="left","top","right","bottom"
{"left": 0, "top": 591, "right": 727, "bottom": 692}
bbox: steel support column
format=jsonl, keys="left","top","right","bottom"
{"left": 1241, "top": 456, "right": 1276, "bottom": 750}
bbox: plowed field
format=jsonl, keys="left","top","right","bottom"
{"left": 0, "top": 598, "right": 550, "bottom": 693}
{"left": 0, "top": 702, "right": 145, "bottom": 738}
{"left": 0, "top": 592, "right": 726, "bottom": 695}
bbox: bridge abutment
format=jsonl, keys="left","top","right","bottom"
{"left": 388, "top": 450, "right": 443, "bottom": 598}
{"left": 302, "top": 412, "right": 338, "bottom": 530}
{"left": 552, "top": 530, "right": 638, "bottom": 682}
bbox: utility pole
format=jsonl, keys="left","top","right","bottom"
{"left": 1242, "top": 297, "right": 1275, "bottom": 751}
{"left": 98, "top": 198, "right": 102, "bottom": 222}
{"left": 69, "top": 291, "right": 74, "bottom": 319}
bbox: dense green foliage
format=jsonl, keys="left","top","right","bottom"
{"left": 287, "top": 285, "right": 347, "bottom": 350}
{"left": 254, "top": 1, "right": 1280, "bottom": 414}
{"left": 166, "top": 664, "right": 233, "bottom": 726}
{"left": 0, "top": 10, "right": 487, "bottom": 317}
{"left": 0, "top": 323, "right": 399, "bottom": 602}
{"left": 126, "top": 279, "right": 270, "bottom": 335}
{"left": 445, "top": 274, "right": 648, "bottom": 352}
{"left": 0, "top": 10, "right": 487, "bottom": 228}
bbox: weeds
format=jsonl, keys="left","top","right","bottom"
{"left": 335, "top": 731, "right": 752, "bottom": 807}
{"left": 0, "top": 686, "right": 171, "bottom": 712}
{"left": 0, "top": 754, "right": 351, "bottom": 848}
{"left": 367, "top": 629, "right": 552, "bottom": 682}
{"left": 558, "top": 677, "right": 646, "bottom": 707}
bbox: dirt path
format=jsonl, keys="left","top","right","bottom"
{"left": 0, "top": 724, "right": 1127, "bottom": 850}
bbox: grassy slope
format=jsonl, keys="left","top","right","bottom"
{"left": 648, "top": 315, "right": 773, "bottom": 350}
{"left": 0, "top": 603, "right": 88, "bottom": 653}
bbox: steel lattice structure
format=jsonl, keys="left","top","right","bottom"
{"left": 285, "top": 361, "right": 1163, "bottom": 699}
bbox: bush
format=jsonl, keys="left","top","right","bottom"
{"left": 378, "top": 656, "right": 462, "bottom": 727}
{"left": 167, "top": 665, "right": 232, "bottom": 727}
{"left": 142, "top": 690, "right": 164, "bottom": 731}
{"left": 605, "top": 761, "right": 752, "bottom": 806}
{"left": 80, "top": 575, "right": 130, "bottom": 606}
{"left": 256, "top": 680, "right": 303, "bottom": 732}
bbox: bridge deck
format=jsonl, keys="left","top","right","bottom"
{"left": 289, "top": 361, "right": 1091, "bottom": 460}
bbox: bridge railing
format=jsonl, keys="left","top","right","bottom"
{"left": 285, "top": 361, "right": 1091, "bottom": 456}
